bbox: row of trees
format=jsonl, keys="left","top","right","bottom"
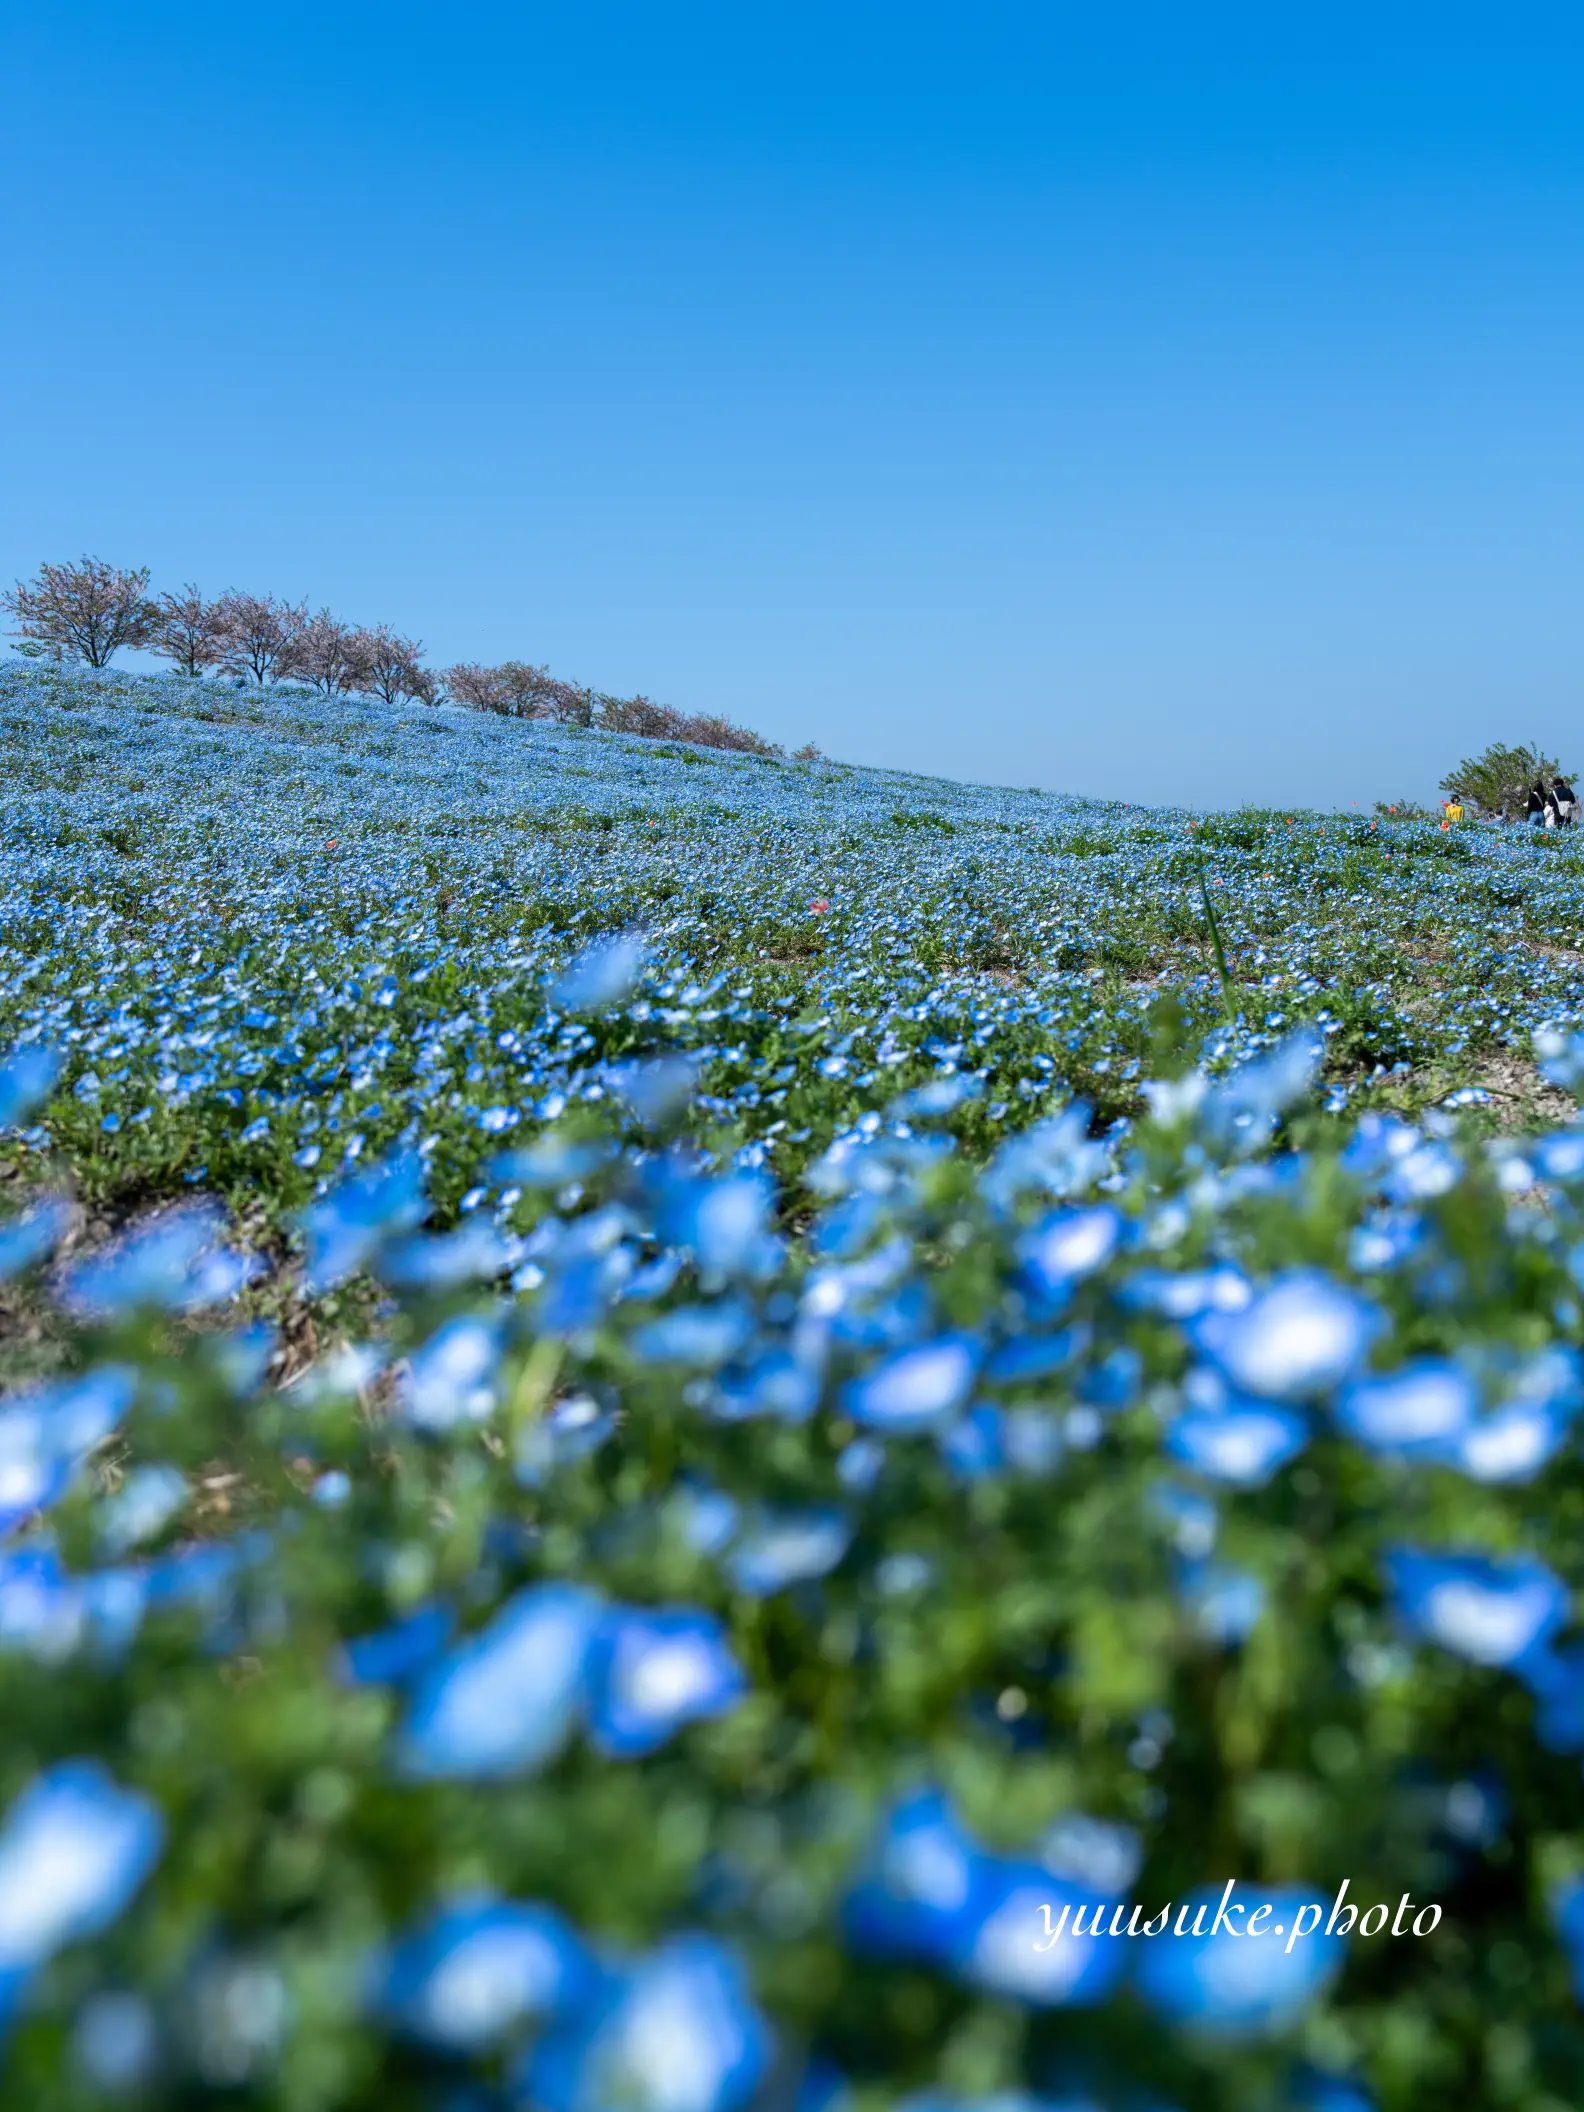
{"left": 3, "top": 556, "right": 813, "bottom": 760}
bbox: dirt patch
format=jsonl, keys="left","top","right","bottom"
{"left": 1471, "top": 1048, "right": 1578, "bottom": 1129}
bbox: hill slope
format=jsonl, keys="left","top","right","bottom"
{"left": 3, "top": 658, "right": 1581, "bottom": 1218}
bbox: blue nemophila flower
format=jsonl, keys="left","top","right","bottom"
{"left": 843, "top": 1336, "right": 979, "bottom": 1433}
{"left": 0, "top": 1045, "right": 60, "bottom": 1130}
{"left": 939, "top": 1404, "right": 1006, "bottom": 1482}
{"left": 0, "top": 1762, "right": 163, "bottom": 1974}
{"left": 0, "top": 1195, "right": 69, "bottom": 1281}
{"left": 520, "top": 1934, "right": 771, "bottom": 2112}
{"left": 1531, "top": 1130, "right": 1584, "bottom": 1184}
{"left": 586, "top": 1606, "right": 746, "bottom": 1758}
{"left": 400, "top": 1316, "right": 504, "bottom": 1432}
{"left": 1018, "top": 1205, "right": 1122, "bottom": 1305}
{"left": 843, "top": 1789, "right": 986, "bottom": 1966}
{"left": 378, "top": 1219, "right": 520, "bottom": 1289}
{"left": 492, "top": 1135, "right": 616, "bottom": 1189}
{"left": 1165, "top": 1404, "right": 1309, "bottom": 1488}
{"left": 1178, "top": 1559, "right": 1265, "bottom": 1645}
{"left": 1132, "top": 1883, "right": 1343, "bottom": 2034}
{"left": 0, "top": 1367, "right": 136, "bottom": 1538}
{"left": 398, "top": 1583, "right": 603, "bottom": 1779}
{"left": 710, "top": 1348, "right": 821, "bottom": 1424}
{"left": 1334, "top": 1360, "right": 1477, "bottom": 1460}
{"left": 1199, "top": 1029, "right": 1323, "bottom": 1157}
{"left": 983, "top": 1327, "right": 1089, "bottom": 1384}
{"left": 300, "top": 1151, "right": 428, "bottom": 1292}
{"left": 339, "top": 1602, "right": 457, "bottom": 1688}
{"left": 1118, "top": 1266, "right": 1252, "bottom": 1320}
{"left": 62, "top": 1204, "right": 258, "bottom": 1317}
{"left": 376, "top": 1897, "right": 592, "bottom": 2052}
{"left": 1040, "top": 1813, "right": 1143, "bottom": 1894}
{"left": 95, "top": 1466, "right": 188, "bottom": 1558}
{"left": 1386, "top": 1547, "right": 1569, "bottom": 1668}
{"left": 654, "top": 1168, "right": 778, "bottom": 1278}
{"left": 1536, "top": 1025, "right": 1584, "bottom": 1096}
{"left": 1190, "top": 1272, "right": 1381, "bottom": 1400}
{"left": 611, "top": 1055, "right": 701, "bottom": 1128}
{"left": 979, "top": 1106, "right": 1111, "bottom": 1217}
{"left": 1551, "top": 1875, "right": 1584, "bottom": 2002}
{"left": 888, "top": 1075, "right": 981, "bottom": 1119}
{"left": 668, "top": 1483, "right": 741, "bottom": 1556}
{"left": 550, "top": 933, "right": 648, "bottom": 1013}
{"left": 515, "top": 1393, "right": 620, "bottom": 1486}
{"left": 956, "top": 1865, "right": 1131, "bottom": 2008}
{"left": 632, "top": 1304, "right": 755, "bottom": 1369}
{"left": 72, "top": 1989, "right": 158, "bottom": 2094}
{"left": 725, "top": 1509, "right": 851, "bottom": 1597}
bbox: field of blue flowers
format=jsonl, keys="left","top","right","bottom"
{"left": 8, "top": 659, "right": 1584, "bottom": 2109}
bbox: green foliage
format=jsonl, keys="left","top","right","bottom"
{"left": 1440, "top": 743, "right": 1567, "bottom": 821}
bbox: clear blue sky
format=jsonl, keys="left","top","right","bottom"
{"left": 5, "top": 3, "right": 1584, "bottom": 809}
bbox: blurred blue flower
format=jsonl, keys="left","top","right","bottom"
{"left": 400, "top": 1316, "right": 504, "bottom": 1432}
{"left": 0, "top": 1367, "right": 136, "bottom": 1538}
{"left": 515, "top": 1393, "right": 619, "bottom": 1487}
{"left": 1040, "top": 1814, "right": 1143, "bottom": 1894}
{"left": 1190, "top": 1272, "right": 1381, "bottom": 1400}
{"left": 399, "top": 1583, "right": 603, "bottom": 1779}
{"left": 520, "top": 1934, "right": 771, "bottom": 2112}
{"left": 632, "top": 1304, "right": 756, "bottom": 1369}
{"left": 550, "top": 933, "right": 648, "bottom": 1013}
{"left": 1551, "top": 1874, "right": 1584, "bottom": 2001}
{"left": 587, "top": 1607, "right": 746, "bottom": 1758}
{"left": 378, "top": 1897, "right": 592, "bottom": 2051}
{"left": 63, "top": 1204, "right": 259, "bottom": 1317}
{"left": 725, "top": 1509, "right": 851, "bottom": 1597}
{"left": 843, "top": 1789, "right": 986, "bottom": 1966}
{"left": 340, "top": 1602, "right": 457, "bottom": 1688}
{"left": 612, "top": 1056, "right": 701, "bottom": 1127}
{"left": 0, "top": 1196, "right": 69, "bottom": 1281}
{"left": 844, "top": 1336, "right": 979, "bottom": 1433}
{"left": 710, "top": 1349, "right": 821, "bottom": 1425}
{"left": 0, "top": 1046, "right": 61, "bottom": 1130}
{"left": 0, "top": 1762, "right": 163, "bottom": 1973}
{"left": 1132, "top": 1884, "right": 1343, "bottom": 2034}
{"left": 301, "top": 1152, "right": 428, "bottom": 1292}
{"left": 1019, "top": 1206, "right": 1122, "bottom": 1306}
{"left": 939, "top": 1404, "right": 1006, "bottom": 1482}
{"left": 655, "top": 1170, "right": 778, "bottom": 1278}
{"left": 95, "top": 1466, "right": 188, "bottom": 1558}
{"left": 1199, "top": 1029, "right": 1324, "bottom": 1156}
{"left": 1178, "top": 1560, "right": 1265, "bottom": 1645}
{"left": 889, "top": 1076, "right": 981, "bottom": 1119}
{"left": 983, "top": 1328, "right": 1089, "bottom": 1384}
{"left": 1334, "top": 1360, "right": 1477, "bottom": 1459}
{"left": 1165, "top": 1405, "right": 1308, "bottom": 1488}
{"left": 1387, "top": 1547, "right": 1569, "bottom": 1668}
{"left": 378, "top": 1220, "right": 520, "bottom": 1290}
{"left": 956, "top": 1866, "right": 1130, "bottom": 2007}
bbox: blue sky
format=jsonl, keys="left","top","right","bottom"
{"left": 5, "top": 3, "right": 1584, "bottom": 808}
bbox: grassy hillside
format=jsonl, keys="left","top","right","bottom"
{"left": 9, "top": 661, "right": 1584, "bottom": 2109}
{"left": 4, "top": 658, "right": 1582, "bottom": 1233}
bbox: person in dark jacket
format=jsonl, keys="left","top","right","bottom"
{"left": 1553, "top": 777, "right": 1578, "bottom": 828}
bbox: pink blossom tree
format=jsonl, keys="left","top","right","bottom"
{"left": 212, "top": 592, "right": 309, "bottom": 684}
{"left": 2, "top": 556, "right": 158, "bottom": 667}
{"left": 151, "top": 583, "right": 225, "bottom": 676}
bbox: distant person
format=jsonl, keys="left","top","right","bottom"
{"left": 1554, "top": 777, "right": 1578, "bottom": 828}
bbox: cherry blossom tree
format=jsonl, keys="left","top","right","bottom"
{"left": 289, "top": 609, "right": 374, "bottom": 696}
{"left": 151, "top": 584, "right": 225, "bottom": 676}
{"left": 212, "top": 592, "right": 309, "bottom": 684}
{"left": 356, "top": 625, "right": 430, "bottom": 706}
{"left": 2, "top": 556, "right": 158, "bottom": 667}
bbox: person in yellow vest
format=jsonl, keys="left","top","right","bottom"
{"left": 1443, "top": 796, "right": 1466, "bottom": 825}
